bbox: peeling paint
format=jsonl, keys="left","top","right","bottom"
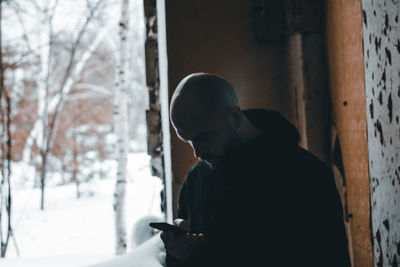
{"left": 392, "top": 254, "right": 398, "bottom": 267}
{"left": 370, "top": 99, "right": 374, "bottom": 119}
{"left": 375, "top": 119, "right": 384, "bottom": 145}
{"left": 397, "top": 241, "right": 400, "bottom": 255}
{"left": 362, "top": 0, "right": 400, "bottom": 266}
{"left": 381, "top": 69, "right": 386, "bottom": 85}
{"left": 388, "top": 93, "right": 393, "bottom": 122}
{"left": 383, "top": 219, "right": 390, "bottom": 231}
{"left": 363, "top": 9, "right": 368, "bottom": 27}
{"left": 386, "top": 47, "right": 392, "bottom": 65}
{"left": 395, "top": 40, "right": 400, "bottom": 54}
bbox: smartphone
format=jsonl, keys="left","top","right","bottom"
{"left": 149, "top": 222, "right": 188, "bottom": 234}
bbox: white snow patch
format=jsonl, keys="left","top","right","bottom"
{"left": 0, "top": 254, "right": 113, "bottom": 267}
{"left": 89, "top": 234, "right": 165, "bottom": 267}
{"left": 2, "top": 152, "right": 164, "bottom": 266}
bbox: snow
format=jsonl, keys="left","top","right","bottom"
{"left": 0, "top": 235, "right": 165, "bottom": 267}
{"left": 89, "top": 234, "right": 165, "bottom": 267}
{"left": 0, "top": 254, "right": 114, "bottom": 267}
{"left": 0, "top": 152, "right": 164, "bottom": 266}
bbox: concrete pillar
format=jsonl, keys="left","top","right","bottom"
{"left": 326, "top": 1, "right": 373, "bottom": 266}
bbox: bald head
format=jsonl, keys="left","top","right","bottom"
{"left": 170, "top": 73, "right": 238, "bottom": 123}
{"left": 169, "top": 73, "right": 260, "bottom": 165}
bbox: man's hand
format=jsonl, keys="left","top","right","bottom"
{"left": 160, "top": 219, "right": 205, "bottom": 261}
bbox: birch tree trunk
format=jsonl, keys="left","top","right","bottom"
{"left": 113, "top": 0, "right": 130, "bottom": 255}
{"left": 0, "top": 0, "right": 17, "bottom": 257}
{"left": 0, "top": 0, "right": 7, "bottom": 255}
{"left": 20, "top": 2, "right": 53, "bottom": 192}
{"left": 38, "top": 5, "right": 54, "bottom": 210}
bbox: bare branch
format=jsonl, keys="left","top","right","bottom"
{"left": 65, "top": 91, "right": 108, "bottom": 101}
{"left": 74, "top": 83, "right": 113, "bottom": 96}
{"left": 54, "top": 97, "right": 109, "bottom": 131}
{"left": 50, "top": 0, "right": 61, "bottom": 14}
{"left": 25, "top": 0, "right": 44, "bottom": 13}
{"left": 45, "top": 0, "right": 109, "bottom": 155}
{"left": 7, "top": 1, "right": 35, "bottom": 55}
{"left": 0, "top": 0, "right": 4, "bottom": 249}
{"left": 72, "top": 0, "right": 106, "bottom": 52}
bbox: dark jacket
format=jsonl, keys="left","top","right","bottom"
{"left": 167, "top": 109, "right": 350, "bottom": 267}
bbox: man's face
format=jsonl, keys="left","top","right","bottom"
{"left": 172, "top": 105, "right": 240, "bottom": 168}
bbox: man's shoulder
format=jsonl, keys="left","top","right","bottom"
{"left": 290, "top": 147, "right": 338, "bottom": 195}
{"left": 188, "top": 160, "right": 211, "bottom": 176}
{"left": 189, "top": 160, "right": 210, "bottom": 171}
{"left": 184, "top": 160, "right": 212, "bottom": 185}
{"left": 294, "top": 146, "right": 330, "bottom": 173}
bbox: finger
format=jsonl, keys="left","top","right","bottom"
{"left": 173, "top": 218, "right": 186, "bottom": 227}
{"left": 174, "top": 219, "right": 191, "bottom": 232}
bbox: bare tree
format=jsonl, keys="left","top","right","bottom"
{"left": 0, "top": 89, "right": 15, "bottom": 258}
{"left": 16, "top": 0, "right": 110, "bottom": 209}
{"left": 0, "top": 0, "right": 10, "bottom": 256}
{"left": 113, "top": 0, "right": 130, "bottom": 255}
{"left": 0, "top": 0, "right": 19, "bottom": 257}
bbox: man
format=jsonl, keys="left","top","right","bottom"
{"left": 161, "top": 73, "right": 350, "bottom": 267}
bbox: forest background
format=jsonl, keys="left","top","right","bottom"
{"left": 0, "top": 0, "right": 163, "bottom": 261}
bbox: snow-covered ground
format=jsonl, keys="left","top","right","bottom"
{"left": 0, "top": 152, "right": 164, "bottom": 266}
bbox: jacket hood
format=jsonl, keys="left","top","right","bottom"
{"left": 242, "top": 109, "right": 300, "bottom": 146}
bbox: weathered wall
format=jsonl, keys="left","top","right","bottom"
{"left": 362, "top": 1, "right": 400, "bottom": 266}
{"left": 165, "top": 0, "right": 290, "bottom": 185}
{"left": 325, "top": 0, "right": 373, "bottom": 266}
